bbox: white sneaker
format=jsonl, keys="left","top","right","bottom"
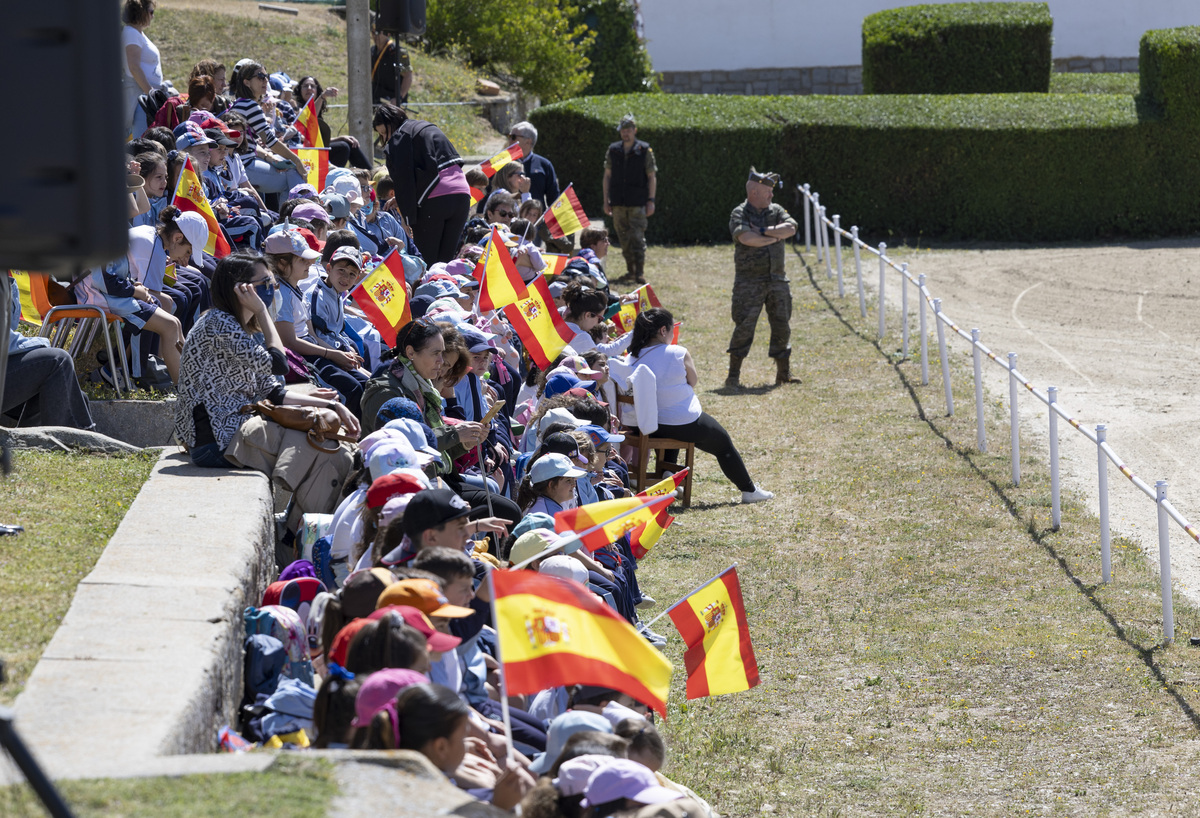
{"left": 741, "top": 486, "right": 774, "bottom": 504}
{"left": 636, "top": 595, "right": 657, "bottom": 610}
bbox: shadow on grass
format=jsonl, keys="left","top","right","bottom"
{"left": 799, "top": 251, "right": 1200, "bottom": 734}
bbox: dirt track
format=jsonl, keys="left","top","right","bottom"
{"left": 854, "top": 239, "right": 1200, "bottom": 608}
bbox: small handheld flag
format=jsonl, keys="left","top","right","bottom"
{"left": 540, "top": 253, "right": 569, "bottom": 279}
{"left": 554, "top": 495, "right": 675, "bottom": 553}
{"left": 296, "top": 95, "right": 324, "bottom": 149}
{"left": 544, "top": 184, "right": 590, "bottom": 239}
{"left": 469, "top": 186, "right": 486, "bottom": 207}
{"left": 666, "top": 565, "right": 759, "bottom": 699}
{"left": 297, "top": 148, "right": 329, "bottom": 193}
{"left": 478, "top": 227, "right": 528, "bottom": 312}
{"left": 502, "top": 275, "right": 574, "bottom": 369}
{"left": 172, "top": 156, "right": 231, "bottom": 258}
{"left": 350, "top": 249, "right": 411, "bottom": 347}
{"left": 479, "top": 142, "right": 525, "bottom": 179}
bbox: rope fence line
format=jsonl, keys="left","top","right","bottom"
{"left": 798, "top": 182, "right": 1191, "bottom": 642}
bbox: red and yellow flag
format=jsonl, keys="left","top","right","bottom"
{"left": 172, "top": 156, "right": 230, "bottom": 258}
{"left": 667, "top": 566, "right": 759, "bottom": 699}
{"left": 637, "top": 283, "right": 662, "bottom": 311}
{"left": 297, "top": 148, "right": 329, "bottom": 193}
{"left": 628, "top": 469, "right": 687, "bottom": 559}
{"left": 9, "top": 271, "right": 42, "bottom": 326}
{"left": 612, "top": 283, "right": 662, "bottom": 333}
{"left": 491, "top": 569, "right": 673, "bottom": 717}
{"left": 351, "top": 249, "right": 411, "bottom": 347}
{"left": 503, "top": 275, "right": 573, "bottom": 370}
{"left": 554, "top": 494, "right": 675, "bottom": 553}
{"left": 296, "top": 95, "right": 324, "bottom": 149}
{"left": 469, "top": 186, "right": 485, "bottom": 207}
{"left": 477, "top": 227, "right": 528, "bottom": 312}
{"left": 544, "top": 184, "right": 589, "bottom": 239}
{"left": 479, "top": 142, "right": 524, "bottom": 179}
{"left": 541, "top": 253, "right": 569, "bottom": 279}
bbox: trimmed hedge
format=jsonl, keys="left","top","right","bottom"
{"left": 862, "top": 3, "right": 1052, "bottom": 94}
{"left": 1139, "top": 27, "right": 1200, "bottom": 128}
{"left": 1049, "top": 72, "right": 1139, "bottom": 95}
{"left": 529, "top": 91, "right": 1199, "bottom": 244}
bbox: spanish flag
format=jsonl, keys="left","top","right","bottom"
{"left": 636, "top": 283, "right": 662, "bottom": 311}
{"left": 469, "top": 186, "right": 485, "bottom": 207}
{"left": 502, "top": 275, "right": 573, "bottom": 370}
{"left": 351, "top": 249, "right": 411, "bottom": 347}
{"left": 479, "top": 142, "right": 524, "bottom": 179}
{"left": 638, "top": 468, "right": 689, "bottom": 499}
{"left": 172, "top": 157, "right": 230, "bottom": 258}
{"left": 297, "top": 148, "right": 329, "bottom": 193}
{"left": 9, "top": 271, "right": 42, "bottom": 326}
{"left": 555, "top": 494, "right": 675, "bottom": 553}
{"left": 629, "top": 469, "right": 687, "bottom": 559}
{"left": 544, "top": 184, "right": 589, "bottom": 239}
{"left": 491, "top": 569, "right": 673, "bottom": 717}
{"left": 477, "top": 227, "right": 528, "bottom": 312}
{"left": 612, "top": 300, "right": 638, "bottom": 334}
{"left": 296, "top": 95, "right": 324, "bottom": 149}
{"left": 541, "top": 253, "right": 569, "bottom": 279}
{"left": 666, "top": 565, "right": 759, "bottom": 699}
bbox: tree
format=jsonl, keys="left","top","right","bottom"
{"left": 576, "top": 0, "right": 656, "bottom": 96}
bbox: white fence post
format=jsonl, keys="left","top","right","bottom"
{"left": 802, "top": 184, "right": 811, "bottom": 252}
{"left": 901, "top": 263, "right": 910, "bottom": 359}
{"left": 852, "top": 227, "right": 866, "bottom": 319}
{"left": 1048, "top": 386, "right": 1061, "bottom": 531}
{"left": 821, "top": 207, "right": 833, "bottom": 280}
{"left": 918, "top": 273, "right": 928, "bottom": 385}
{"left": 934, "top": 298, "right": 954, "bottom": 416}
{"left": 877, "top": 243, "right": 887, "bottom": 341}
{"left": 1008, "top": 352, "right": 1020, "bottom": 486}
{"left": 1097, "top": 424, "right": 1110, "bottom": 584}
{"left": 971, "top": 328, "right": 986, "bottom": 452}
{"left": 1157, "top": 480, "right": 1175, "bottom": 643}
{"left": 833, "top": 215, "right": 844, "bottom": 297}
{"left": 812, "top": 193, "right": 822, "bottom": 266}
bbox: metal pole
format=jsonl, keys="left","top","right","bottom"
{"left": 821, "top": 207, "right": 833, "bottom": 279}
{"left": 802, "top": 184, "right": 811, "bottom": 252}
{"left": 1097, "top": 424, "right": 1111, "bottom": 583}
{"left": 1048, "top": 386, "right": 1061, "bottom": 531}
{"left": 0, "top": 707, "right": 76, "bottom": 818}
{"left": 934, "top": 298, "right": 954, "bottom": 416}
{"left": 345, "top": 0, "right": 374, "bottom": 166}
{"left": 971, "top": 328, "right": 986, "bottom": 453}
{"left": 901, "top": 262, "right": 909, "bottom": 359}
{"left": 852, "top": 227, "right": 866, "bottom": 319}
{"left": 833, "top": 215, "right": 844, "bottom": 296}
{"left": 1008, "top": 352, "right": 1020, "bottom": 486}
{"left": 918, "top": 273, "right": 928, "bottom": 385}
{"left": 877, "top": 242, "right": 887, "bottom": 340}
{"left": 476, "top": 442, "right": 495, "bottom": 518}
{"left": 1156, "top": 480, "right": 1174, "bottom": 643}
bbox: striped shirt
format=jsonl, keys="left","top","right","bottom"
{"left": 230, "top": 97, "right": 278, "bottom": 148}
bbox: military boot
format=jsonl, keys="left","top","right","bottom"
{"left": 725, "top": 355, "right": 745, "bottom": 390}
{"left": 775, "top": 353, "right": 800, "bottom": 385}
{"left": 632, "top": 258, "right": 647, "bottom": 285}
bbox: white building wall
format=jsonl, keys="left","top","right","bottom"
{"left": 642, "top": 0, "right": 1200, "bottom": 72}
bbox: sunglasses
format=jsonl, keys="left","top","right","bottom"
{"left": 252, "top": 72, "right": 269, "bottom": 81}
{"left": 494, "top": 210, "right": 515, "bottom": 218}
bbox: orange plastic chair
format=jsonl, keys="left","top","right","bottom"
{"left": 614, "top": 391, "right": 694, "bottom": 507}
{"left": 27, "top": 272, "right": 132, "bottom": 395}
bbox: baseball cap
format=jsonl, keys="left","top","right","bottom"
{"left": 291, "top": 202, "right": 331, "bottom": 225}
{"left": 401, "top": 488, "right": 472, "bottom": 539}
{"left": 543, "top": 371, "right": 595, "bottom": 400}
{"left": 458, "top": 325, "right": 497, "bottom": 354}
{"left": 350, "top": 667, "right": 428, "bottom": 729}
{"left": 326, "top": 174, "right": 363, "bottom": 204}
{"left": 530, "top": 711, "right": 613, "bottom": 775}
{"left": 264, "top": 229, "right": 321, "bottom": 261}
{"left": 511, "top": 512, "right": 583, "bottom": 555}
{"left": 330, "top": 244, "right": 364, "bottom": 269}
{"left": 581, "top": 758, "right": 682, "bottom": 808}
{"left": 368, "top": 439, "right": 437, "bottom": 481}
{"left": 539, "top": 555, "right": 589, "bottom": 584}
{"left": 369, "top": 605, "right": 463, "bottom": 652}
{"left": 175, "top": 122, "right": 215, "bottom": 150}
{"left": 320, "top": 192, "right": 350, "bottom": 220}
{"left": 204, "top": 127, "right": 237, "bottom": 147}
{"left": 414, "top": 280, "right": 465, "bottom": 301}
{"left": 173, "top": 212, "right": 210, "bottom": 267}
{"left": 618, "top": 113, "right": 637, "bottom": 130}
{"left": 529, "top": 452, "right": 587, "bottom": 483}
{"left": 383, "top": 417, "right": 442, "bottom": 458}
{"left": 288, "top": 182, "right": 318, "bottom": 201}
{"left": 578, "top": 424, "right": 625, "bottom": 447}
{"left": 365, "top": 469, "right": 428, "bottom": 509}
{"left": 376, "top": 578, "right": 473, "bottom": 618}
{"left": 509, "top": 529, "right": 563, "bottom": 567}
{"left": 554, "top": 755, "right": 613, "bottom": 797}
{"left": 542, "top": 431, "right": 589, "bottom": 466}
{"left": 327, "top": 618, "right": 370, "bottom": 667}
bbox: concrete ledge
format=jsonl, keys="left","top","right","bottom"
{"left": 9, "top": 450, "right": 274, "bottom": 780}
{"left": 90, "top": 398, "right": 177, "bottom": 448}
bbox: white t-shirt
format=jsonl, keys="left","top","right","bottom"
{"left": 327, "top": 487, "right": 367, "bottom": 560}
{"left": 630, "top": 344, "right": 702, "bottom": 426}
{"left": 566, "top": 321, "right": 631, "bottom": 357}
{"left": 121, "top": 26, "right": 163, "bottom": 89}
{"left": 277, "top": 279, "right": 312, "bottom": 342}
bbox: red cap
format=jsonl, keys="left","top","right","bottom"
{"left": 366, "top": 471, "right": 427, "bottom": 509}
{"left": 295, "top": 227, "right": 323, "bottom": 252}
{"left": 328, "top": 618, "right": 369, "bottom": 666}
{"left": 369, "top": 604, "right": 462, "bottom": 652}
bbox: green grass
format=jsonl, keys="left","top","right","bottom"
{"left": 153, "top": 0, "right": 500, "bottom": 153}
{"left": 0, "top": 756, "right": 336, "bottom": 818}
{"left": 1050, "top": 72, "right": 1140, "bottom": 94}
{"left": 603, "top": 244, "right": 1200, "bottom": 816}
{"left": 0, "top": 450, "right": 155, "bottom": 703}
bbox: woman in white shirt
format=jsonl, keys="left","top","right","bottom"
{"left": 626, "top": 308, "right": 773, "bottom": 504}
{"left": 121, "top": 0, "right": 163, "bottom": 139}
{"left": 562, "top": 282, "right": 631, "bottom": 356}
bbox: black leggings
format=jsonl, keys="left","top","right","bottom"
{"left": 652, "top": 412, "right": 755, "bottom": 493}
{"left": 329, "top": 140, "right": 372, "bottom": 170}
{"left": 413, "top": 192, "right": 471, "bottom": 264}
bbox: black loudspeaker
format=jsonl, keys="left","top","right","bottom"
{"left": 376, "top": 0, "right": 427, "bottom": 36}
{"left": 0, "top": 3, "right": 128, "bottom": 278}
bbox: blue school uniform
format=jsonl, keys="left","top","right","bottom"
{"left": 74, "top": 256, "right": 158, "bottom": 330}
{"left": 304, "top": 276, "right": 369, "bottom": 418}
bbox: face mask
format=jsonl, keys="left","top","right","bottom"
{"left": 360, "top": 200, "right": 374, "bottom": 218}
{"left": 254, "top": 282, "right": 278, "bottom": 320}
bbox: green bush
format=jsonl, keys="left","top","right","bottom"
{"left": 1139, "top": 27, "right": 1200, "bottom": 128}
{"left": 575, "top": 0, "right": 657, "bottom": 95}
{"left": 862, "top": 3, "right": 1052, "bottom": 94}
{"left": 424, "top": 0, "right": 595, "bottom": 102}
{"left": 1049, "top": 72, "right": 1139, "bottom": 95}
{"left": 529, "top": 91, "right": 1198, "bottom": 244}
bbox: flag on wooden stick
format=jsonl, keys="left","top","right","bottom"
{"left": 545, "top": 185, "right": 589, "bottom": 239}
{"left": 666, "top": 565, "right": 760, "bottom": 699}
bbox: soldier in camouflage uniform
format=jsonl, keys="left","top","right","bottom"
{"left": 726, "top": 167, "right": 799, "bottom": 388}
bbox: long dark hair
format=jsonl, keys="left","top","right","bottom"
{"left": 210, "top": 252, "right": 268, "bottom": 332}
{"left": 372, "top": 101, "right": 409, "bottom": 140}
{"left": 295, "top": 76, "right": 326, "bottom": 121}
{"left": 395, "top": 683, "right": 470, "bottom": 751}
{"left": 343, "top": 612, "right": 428, "bottom": 675}
{"left": 231, "top": 60, "right": 265, "bottom": 100}
{"left": 629, "top": 307, "right": 674, "bottom": 357}
{"left": 561, "top": 281, "right": 607, "bottom": 323}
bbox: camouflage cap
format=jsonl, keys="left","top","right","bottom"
{"left": 618, "top": 113, "right": 637, "bottom": 130}
{"left": 749, "top": 166, "right": 781, "bottom": 188}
